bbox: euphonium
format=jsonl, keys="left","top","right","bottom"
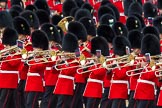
{"left": 57, "top": 16, "right": 74, "bottom": 32}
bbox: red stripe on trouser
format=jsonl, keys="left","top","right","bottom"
{"left": 47, "top": 94, "right": 52, "bottom": 108}
{"left": 92, "top": 98, "right": 96, "bottom": 108}
{"left": 118, "top": 100, "right": 121, "bottom": 108}
{"left": 3, "top": 89, "right": 10, "bottom": 108}
{"left": 145, "top": 101, "right": 150, "bottom": 108}
{"left": 71, "top": 85, "right": 79, "bottom": 107}
{"left": 32, "top": 92, "right": 38, "bottom": 108}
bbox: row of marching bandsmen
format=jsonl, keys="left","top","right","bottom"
{"left": 0, "top": 12, "right": 162, "bottom": 108}
{"left": 1, "top": 15, "right": 162, "bottom": 108}
{"left": 0, "top": 0, "right": 162, "bottom": 108}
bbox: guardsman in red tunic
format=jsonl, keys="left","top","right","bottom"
{"left": 97, "top": 24, "right": 115, "bottom": 108}
{"left": 83, "top": 36, "right": 109, "bottom": 108}
{"left": 108, "top": 36, "right": 131, "bottom": 108}
{"left": 53, "top": 32, "right": 79, "bottom": 108}
{"left": 67, "top": 20, "right": 93, "bottom": 108}
{"left": 13, "top": 16, "right": 32, "bottom": 108}
{"left": 127, "top": 30, "right": 143, "bottom": 108}
{"left": 25, "top": 30, "right": 49, "bottom": 108}
{"left": 0, "top": 27, "right": 21, "bottom": 108}
{"left": 134, "top": 34, "right": 161, "bottom": 108}
{"left": 40, "top": 23, "right": 62, "bottom": 108}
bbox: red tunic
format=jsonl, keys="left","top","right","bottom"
{"left": 54, "top": 59, "right": 78, "bottom": 95}
{"left": 134, "top": 64, "right": 158, "bottom": 100}
{"left": 83, "top": 64, "right": 107, "bottom": 98}
{"left": 44, "top": 57, "right": 60, "bottom": 86}
{"left": 0, "top": 53, "right": 21, "bottom": 89}
{"left": 109, "top": 66, "right": 129, "bottom": 99}
{"left": 25, "top": 56, "right": 47, "bottom": 92}
{"left": 112, "top": 0, "right": 124, "bottom": 13}
{"left": 53, "top": 4, "right": 62, "bottom": 14}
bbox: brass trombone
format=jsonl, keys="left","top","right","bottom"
{"left": 54, "top": 54, "right": 88, "bottom": 70}
{"left": 126, "top": 60, "right": 158, "bottom": 76}
{"left": 76, "top": 55, "right": 107, "bottom": 74}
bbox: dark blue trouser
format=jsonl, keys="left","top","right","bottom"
{"left": 0, "top": 89, "right": 17, "bottom": 108}
{"left": 86, "top": 97, "right": 100, "bottom": 108}
{"left": 41, "top": 86, "right": 57, "bottom": 108}
{"left": 17, "top": 80, "right": 26, "bottom": 108}
{"left": 128, "top": 91, "right": 137, "bottom": 108}
{"left": 111, "top": 99, "right": 126, "bottom": 108}
{"left": 100, "top": 87, "right": 112, "bottom": 108}
{"left": 56, "top": 95, "right": 73, "bottom": 108}
{"left": 136, "top": 100, "right": 156, "bottom": 108}
{"left": 70, "top": 83, "right": 86, "bottom": 108}
{"left": 26, "top": 92, "right": 40, "bottom": 108}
